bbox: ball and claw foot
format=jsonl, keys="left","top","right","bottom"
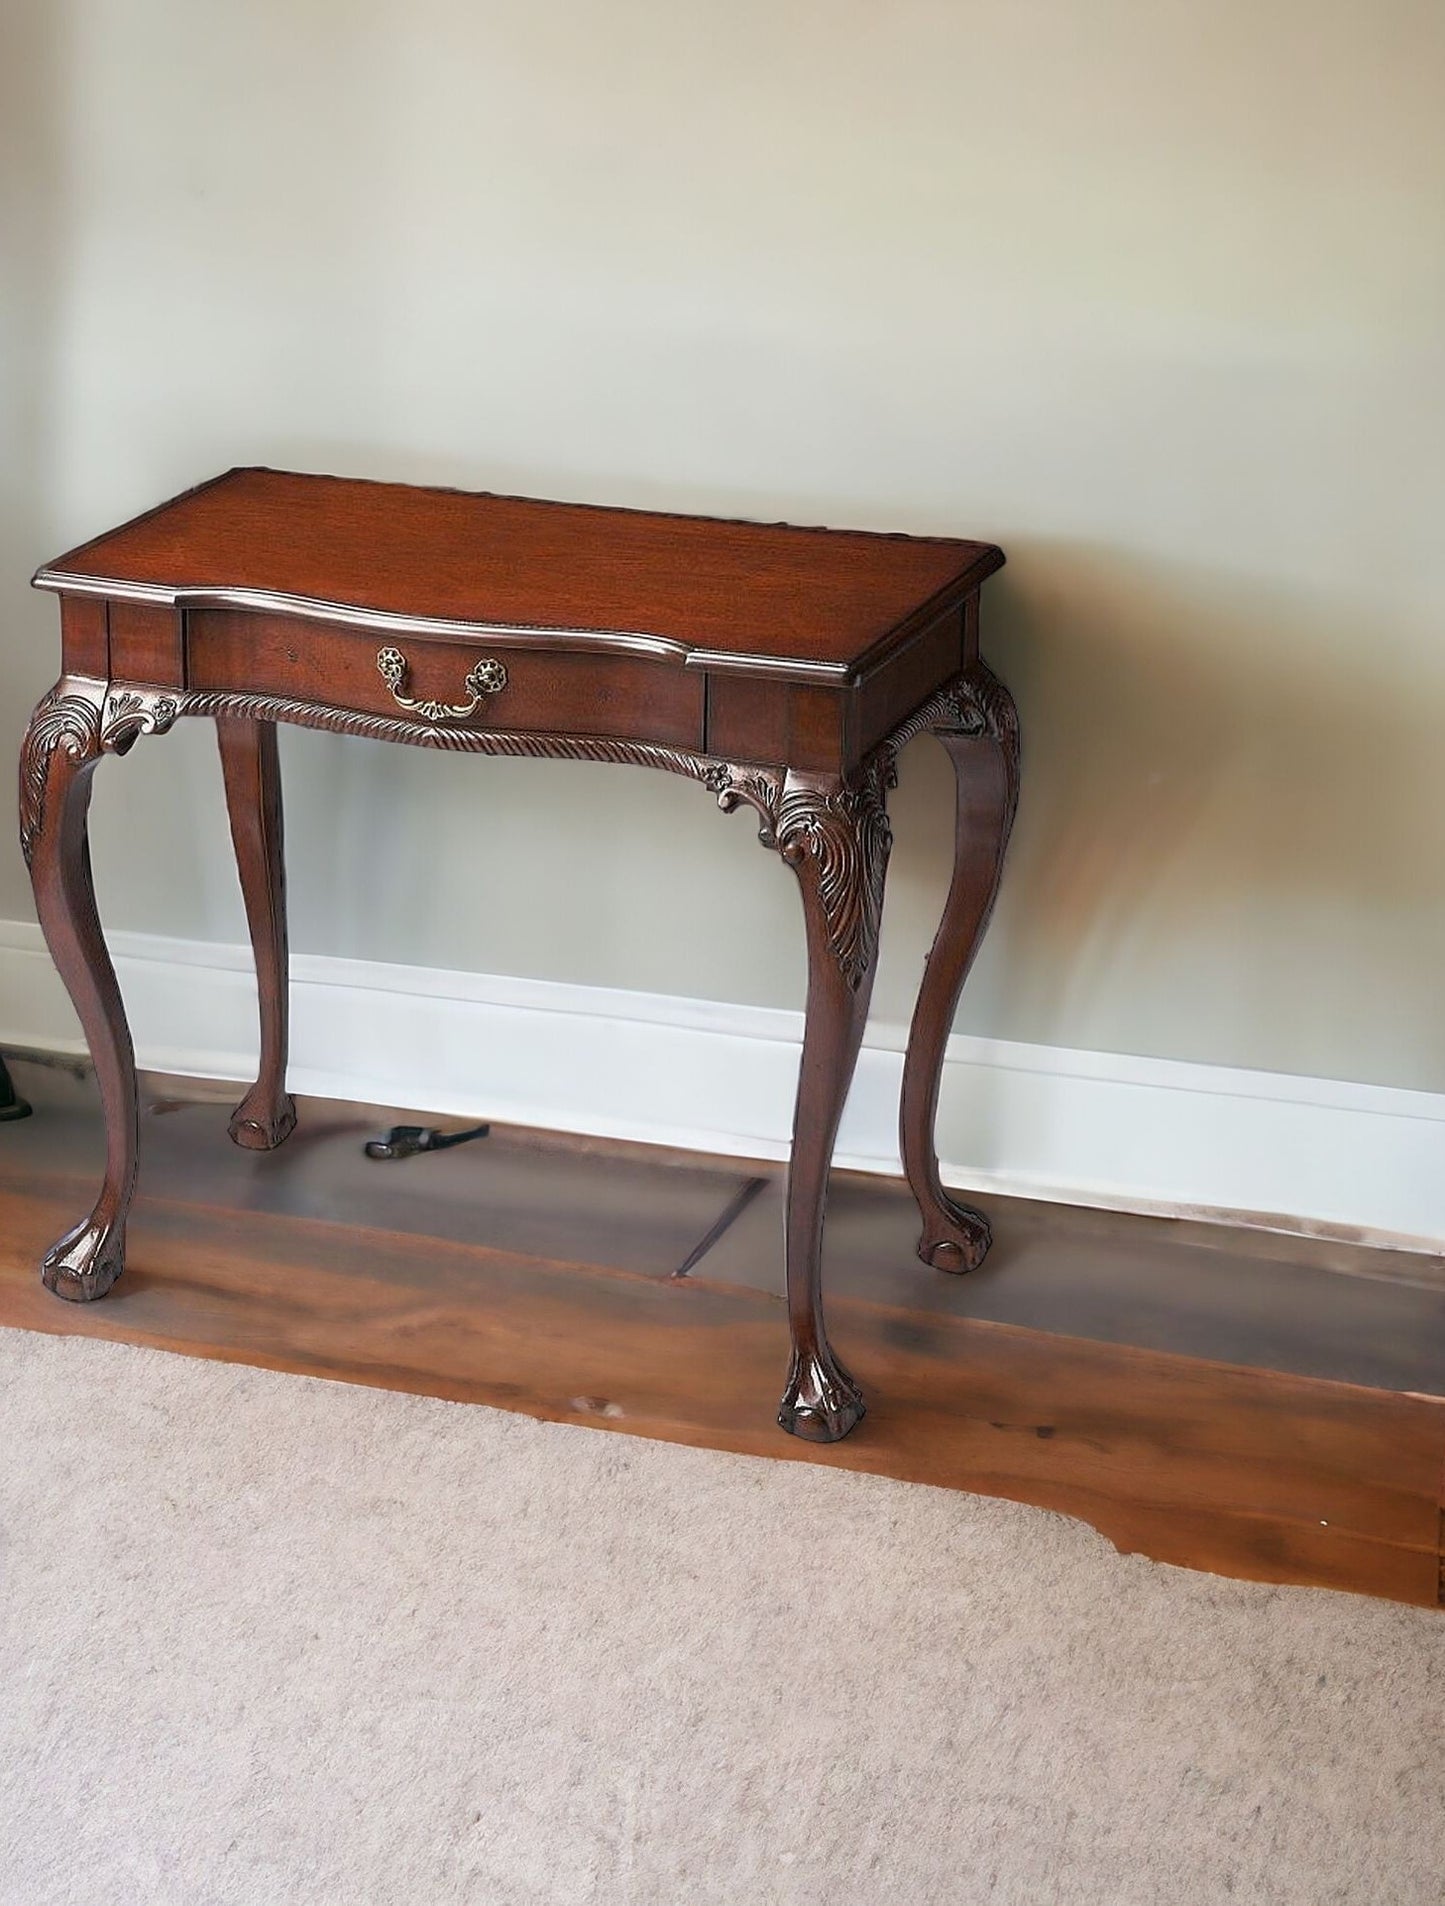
{"left": 777, "top": 1343, "right": 866, "bottom": 1443}
{"left": 41, "top": 1214, "right": 125, "bottom": 1303}
{"left": 228, "top": 1090, "right": 298, "bottom": 1152}
{"left": 917, "top": 1197, "right": 994, "bottom": 1274}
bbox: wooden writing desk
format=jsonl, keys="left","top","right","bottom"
{"left": 21, "top": 468, "right": 1017, "bottom": 1442}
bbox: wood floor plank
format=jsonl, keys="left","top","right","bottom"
{"left": 0, "top": 1060, "right": 752, "bottom": 1278}
{"left": 706, "top": 1176, "right": 1445, "bottom": 1395}
{"left": 2, "top": 1169, "right": 1441, "bottom": 1608}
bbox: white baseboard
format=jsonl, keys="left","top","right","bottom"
{"left": 2, "top": 917, "right": 1443, "bottom": 1254}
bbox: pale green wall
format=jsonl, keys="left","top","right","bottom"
{"left": 5, "top": 0, "right": 1445, "bottom": 1088}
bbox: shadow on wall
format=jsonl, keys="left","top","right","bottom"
{"left": 882, "top": 539, "right": 1445, "bottom": 1091}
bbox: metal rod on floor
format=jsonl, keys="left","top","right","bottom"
{"left": 670, "top": 1177, "right": 768, "bottom": 1280}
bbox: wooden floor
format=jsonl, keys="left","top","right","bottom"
{"left": 2, "top": 1053, "right": 1442, "bottom": 1610}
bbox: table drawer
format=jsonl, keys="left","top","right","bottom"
{"left": 185, "top": 610, "right": 705, "bottom": 750}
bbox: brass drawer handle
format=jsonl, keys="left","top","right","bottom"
{"left": 375, "top": 646, "right": 508, "bottom": 721}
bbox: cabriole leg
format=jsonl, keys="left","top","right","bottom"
{"left": 216, "top": 717, "right": 296, "bottom": 1150}
{"left": 775, "top": 766, "right": 891, "bottom": 1441}
{"left": 19, "top": 683, "right": 136, "bottom": 1300}
{"left": 899, "top": 663, "right": 1019, "bottom": 1272}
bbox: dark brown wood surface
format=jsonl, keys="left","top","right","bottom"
{"left": 188, "top": 608, "right": 709, "bottom": 749}
{"left": 1, "top": 1060, "right": 1441, "bottom": 1609}
{"left": 774, "top": 761, "right": 891, "bottom": 1439}
{"left": 24, "top": 472, "right": 1016, "bottom": 1441}
{"left": 36, "top": 467, "right": 1004, "bottom": 680}
{"left": 901, "top": 676, "right": 1019, "bottom": 1271}
{"left": 17, "top": 693, "right": 136, "bottom": 1300}
{"left": 215, "top": 718, "right": 295, "bottom": 1151}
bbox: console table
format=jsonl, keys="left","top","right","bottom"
{"left": 21, "top": 469, "right": 1017, "bottom": 1442}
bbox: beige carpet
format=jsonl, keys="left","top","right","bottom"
{"left": 0, "top": 1328, "right": 1440, "bottom": 1906}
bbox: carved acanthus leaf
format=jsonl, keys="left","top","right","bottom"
{"left": 776, "top": 760, "right": 892, "bottom": 990}
{"left": 100, "top": 689, "right": 179, "bottom": 754}
{"left": 945, "top": 661, "right": 1016, "bottom": 741}
{"left": 18, "top": 691, "right": 103, "bottom": 868}
{"left": 20, "top": 685, "right": 184, "bottom": 868}
{"left": 941, "top": 660, "right": 1018, "bottom": 802}
{"left": 705, "top": 762, "right": 783, "bottom": 846}
{"left": 20, "top": 669, "right": 998, "bottom": 994}
{"left": 881, "top": 658, "right": 1019, "bottom": 817}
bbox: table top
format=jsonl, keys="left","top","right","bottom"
{"left": 35, "top": 468, "right": 1004, "bottom": 684}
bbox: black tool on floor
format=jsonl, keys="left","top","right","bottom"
{"left": 0, "top": 1057, "right": 32, "bottom": 1123}
{"left": 363, "top": 1121, "right": 490, "bottom": 1161}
